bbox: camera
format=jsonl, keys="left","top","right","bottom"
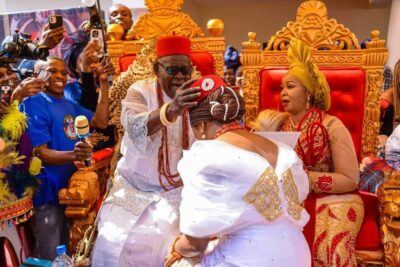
{"left": 1, "top": 30, "right": 49, "bottom": 60}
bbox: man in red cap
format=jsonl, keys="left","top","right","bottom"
{"left": 92, "top": 35, "right": 201, "bottom": 267}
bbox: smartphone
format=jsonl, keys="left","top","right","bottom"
{"left": 37, "top": 69, "right": 50, "bottom": 81}
{"left": 90, "top": 29, "right": 104, "bottom": 58}
{"left": 48, "top": 15, "right": 63, "bottom": 29}
{"left": 0, "top": 84, "right": 13, "bottom": 103}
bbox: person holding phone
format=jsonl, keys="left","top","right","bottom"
{"left": 63, "top": 30, "right": 115, "bottom": 150}
{"left": 20, "top": 55, "right": 110, "bottom": 260}
{"left": 39, "top": 15, "right": 65, "bottom": 50}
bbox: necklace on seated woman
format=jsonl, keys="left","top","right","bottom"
{"left": 215, "top": 121, "right": 245, "bottom": 138}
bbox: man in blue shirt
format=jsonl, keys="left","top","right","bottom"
{"left": 20, "top": 56, "right": 110, "bottom": 260}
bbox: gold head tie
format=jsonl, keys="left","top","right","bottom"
{"left": 287, "top": 38, "right": 331, "bottom": 111}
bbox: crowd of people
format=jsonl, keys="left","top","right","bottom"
{"left": 0, "top": 2, "right": 399, "bottom": 267}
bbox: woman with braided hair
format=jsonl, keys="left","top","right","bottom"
{"left": 253, "top": 38, "right": 363, "bottom": 267}
{"left": 164, "top": 75, "right": 311, "bottom": 267}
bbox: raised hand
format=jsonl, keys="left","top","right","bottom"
{"left": 39, "top": 23, "right": 65, "bottom": 49}
{"left": 167, "top": 79, "right": 200, "bottom": 120}
{"left": 96, "top": 56, "right": 115, "bottom": 83}
{"left": 80, "top": 41, "right": 101, "bottom": 73}
{"left": 11, "top": 77, "right": 47, "bottom": 102}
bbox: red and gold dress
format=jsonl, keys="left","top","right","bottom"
{"left": 279, "top": 108, "right": 364, "bottom": 267}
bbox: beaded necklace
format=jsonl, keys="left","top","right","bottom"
{"left": 156, "top": 85, "right": 189, "bottom": 191}
{"left": 215, "top": 121, "right": 245, "bottom": 138}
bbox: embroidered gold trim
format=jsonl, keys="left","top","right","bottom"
{"left": 282, "top": 170, "right": 302, "bottom": 220}
{"left": 243, "top": 167, "right": 282, "bottom": 221}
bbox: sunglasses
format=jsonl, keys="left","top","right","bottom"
{"left": 158, "top": 62, "right": 193, "bottom": 76}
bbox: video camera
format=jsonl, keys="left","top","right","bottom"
{"left": 0, "top": 29, "right": 49, "bottom": 78}
{"left": 1, "top": 29, "right": 49, "bottom": 61}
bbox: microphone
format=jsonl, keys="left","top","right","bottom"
{"left": 74, "top": 115, "right": 91, "bottom": 167}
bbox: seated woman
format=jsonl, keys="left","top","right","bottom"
{"left": 253, "top": 39, "right": 363, "bottom": 266}
{"left": 164, "top": 75, "right": 311, "bottom": 267}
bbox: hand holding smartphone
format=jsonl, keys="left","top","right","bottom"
{"left": 48, "top": 15, "right": 63, "bottom": 29}
{"left": 90, "top": 29, "right": 104, "bottom": 58}
{"left": 37, "top": 69, "right": 51, "bottom": 81}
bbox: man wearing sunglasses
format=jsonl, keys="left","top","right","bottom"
{"left": 93, "top": 35, "right": 201, "bottom": 267}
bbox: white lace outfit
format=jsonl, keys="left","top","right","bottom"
{"left": 174, "top": 140, "right": 311, "bottom": 267}
{"left": 92, "top": 79, "right": 194, "bottom": 267}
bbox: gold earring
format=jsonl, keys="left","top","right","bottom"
{"left": 306, "top": 96, "right": 311, "bottom": 110}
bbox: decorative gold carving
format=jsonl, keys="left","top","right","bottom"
{"left": 69, "top": 211, "right": 96, "bottom": 261}
{"left": 59, "top": 155, "right": 112, "bottom": 256}
{"left": 241, "top": 33, "right": 263, "bottom": 126}
{"left": 378, "top": 171, "right": 400, "bottom": 267}
{"left": 355, "top": 250, "right": 384, "bottom": 266}
{"left": 125, "top": 0, "right": 204, "bottom": 40}
{"left": 282, "top": 170, "right": 302, "bottom": 220}
{"left": 242, "top": 68, "right": 260, "bottom": 125}
{"left": 243, "top": 167, "right": 282, "bottom": 221}
{"left": 107, "top": 24, "right": 124, "bottom": 41}
{"left": 207, "top": 19, "right": 224, "bottom": 37}
{"left": 266, "top": 0, "right": 360, "bottom": 50}
{"left": 362, "top": 69, "right": 382, "bottom": 157}
{"left": 59, "top": 169, "right": 99, "bottom": 253}
{"left": 59, "top": 171, "right": 99, "bottom": 218}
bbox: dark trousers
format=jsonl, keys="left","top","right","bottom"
{"left": 30, "top": 203, "right": 70, "bottom": 260}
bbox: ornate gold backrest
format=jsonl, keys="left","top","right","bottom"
{"left": 107, "top": 0, "right": 225, "bottom": 77}
{"left": 378, "top": 170, "right": 400, "bottom": 266}
{"left": 241, "top": 0, "right": 387, "bottom": 158}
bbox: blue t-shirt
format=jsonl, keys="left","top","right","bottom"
{"left": 20, "top": 92, "right": 94, "bottom": 207}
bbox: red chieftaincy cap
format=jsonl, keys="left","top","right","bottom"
{"left": 156, "top": 35, "right": 191, "bottom": 58}
{"left": 191, "top": 75, "right": 227, "bottom": 103}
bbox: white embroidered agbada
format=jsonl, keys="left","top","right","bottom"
{"left": 92, "top": 78, "right": 194, "bottom": 267}
{"left": 174, "top": 139, "right": 311, "bottom": 267}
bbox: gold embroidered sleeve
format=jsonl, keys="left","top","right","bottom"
{"left": 243, "top": 167, "right": 282, "bottom": 221}
{"left": 282, "top": 170, "right": 302, "bottom": 220}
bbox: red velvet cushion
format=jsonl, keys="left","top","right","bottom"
{"left": 92, "top": 147, "right": 114, "bottom": 162}
{"left": 355, "top": 191, "right": 382, "bottom": 251}
{"left": 118, "top": 51, "right": 214, "bottom": 75}
{"left": 119, "top": 54, "right": 137, "bottom": 73}
{"left": 259, "top": 67, "right": 365, "bottom": 160}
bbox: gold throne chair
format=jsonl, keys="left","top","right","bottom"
{"left": 59, "top": 1, "right": 225, "bottom": 265}
{"left": 107, "top": 0, "right": 226, "bottom": 170}
{"left": 241, "top": 0, "right": 395, "bottom": 266}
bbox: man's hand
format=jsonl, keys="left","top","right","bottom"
{"left": 167, "top": 80, "right": 200, "bottom": 121}
{"left": 73, "top": 141, "right": 93, "bottom": 161}
{"left": 80, "top": 42, "right": 101, "bottom": 73}
{"left": 11, "top": 77, "right": 47, "bottom": 102}
{"left": 96, "top": 57, "right": 115, "bottom": 82}
{"left": 39, "top": 24, "right": 65, "bottom": 49}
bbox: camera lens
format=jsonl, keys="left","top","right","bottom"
{"left": 23, "top": 42, "right": 49, "bottom": 60}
